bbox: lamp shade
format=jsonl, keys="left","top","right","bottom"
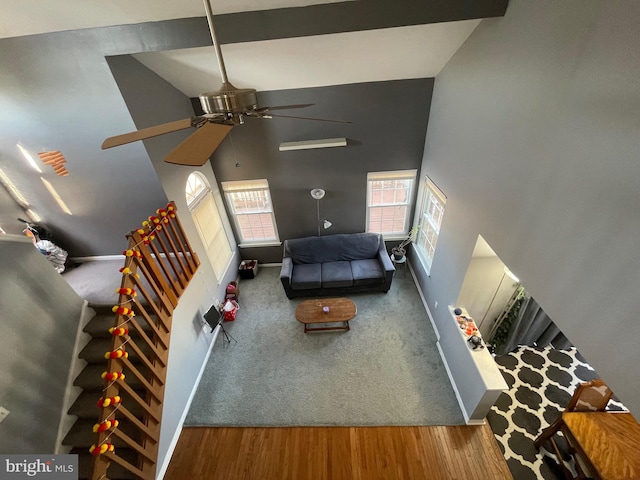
{"left": 310, "top": 188, "right": 325, "bottom": 200}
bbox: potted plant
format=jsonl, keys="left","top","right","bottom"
{"left": 391, "top": 224, "right": 421, "bottom": 260}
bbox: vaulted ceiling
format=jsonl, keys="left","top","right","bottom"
{"left": 0, "top": 1, "right": 508, "bottom": 253}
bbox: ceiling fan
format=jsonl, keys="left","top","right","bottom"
{"left": 102, "top": 0, "right": 351, "bottom": 167}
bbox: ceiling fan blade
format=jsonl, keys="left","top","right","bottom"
{"left": 254, "top": 104, "right": 315, "bottom": 113}
{"left": 259, "top": 113, "right": 353, "bottom": 124}
{"left": 164, "top": 122, "right": 233, "bottom": 166}
{"left": 102, "top": 118, "right": 195, "bottom": 149}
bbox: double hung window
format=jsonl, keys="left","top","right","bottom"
{"left": 366, "top": 170, "right": 417, "bottom": 237}
{"left": 222, "top": 179, "right": 279, "bottom": 245}
{"left": 415, "top": 176, "right": 446, "bottom": 273}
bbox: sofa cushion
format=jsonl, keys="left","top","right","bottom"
{"left": 284, "top": 233, "right": 382, "bottom": 264}
{"left": 291, "top": 263, "right": 322, "bottom": 290}
{"left": 351, "top": 259, "right": 385, "bottom": 286}
{"left": 321, "top": 261, "right": 353, "bottom": 288}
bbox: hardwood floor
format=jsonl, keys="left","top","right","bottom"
{"left": 164, "top": 425, "right": 512, "bottom": 480}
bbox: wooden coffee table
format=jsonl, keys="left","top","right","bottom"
{"left": 295, "top": 298, "right": 356, "bottom": 333}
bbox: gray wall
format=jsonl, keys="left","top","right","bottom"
{"left": 0, "top": 237, "right": 84, "bottom": 453}
{"left": 210, "top": 79, "right": 433, "bottom": 263}
{"left": 412, "top": 0, "right": 640, "bottom": 417}
{"left": 0, "top": 0, "right": 505, "bottom": 257}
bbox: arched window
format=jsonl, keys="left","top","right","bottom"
{"left": 185, "top": 172, "right": 233, "bottom": 282}
{"left": 185, "top": 172, "right": 209, "bottom": 210}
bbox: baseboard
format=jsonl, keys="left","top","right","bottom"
{"left": 409, "top": 263, "right": 440, "bottom": 339}
{"left": 72, "top": 253, "right": 243, "bottom": 264}
{"left": 54, "top": 301, "right": 94, "bottom": 454}
{"left": 156, "top": 325, "right": 221, "bottom": 480}
{"left": 436, "top": 341, "right": 472, "bottom": 425}
{"left": 70, "top": 254, "right": 123, "bottom": 262}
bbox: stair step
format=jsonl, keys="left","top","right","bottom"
{"left": 79, "top": 338, "right": 153, "bottom": 364}
{"left": 69, "top": 391, "right": 147, "bottom": 419}
{"left": 84, "top": 308, "right": 155, "bottom": 338}
{"left": 72, "top": 447, "right": 139, "bottom": 480}
{"left": 73, "top": 364, "right": 149, "bottom": 391}
{"left": 84, "top": 309, "right": 117, "bottom": 337}
{"left": 63, "top": 419, "right": 142, "bottom": 448}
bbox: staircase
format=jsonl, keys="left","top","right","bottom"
{"left": 61, "top": 202, "right": 199, "bottom": 480}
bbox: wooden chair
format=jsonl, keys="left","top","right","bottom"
{"left": 534, "top": 379, "right": 614, "bottom": 480}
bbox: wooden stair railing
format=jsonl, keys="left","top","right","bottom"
{"left": 89, "top": 202, "right": 199, "bottom": 480}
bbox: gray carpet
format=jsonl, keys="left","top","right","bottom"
{"left": 63, "top": 259, "right": 156, "bottom": 307}
{"left": 63, "top": 260, "right": 126, "bottom": 306}
{"left": 185, "top": 266, "right": 464, "bottom": 427}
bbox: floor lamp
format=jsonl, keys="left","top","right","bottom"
{"left": 310, "top": 188, "right": 331, "bottom": 236}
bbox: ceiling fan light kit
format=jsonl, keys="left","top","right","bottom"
{"left": 199, "top": 84, "right": 258, "bottom": 124}
{"left": 279, "top": 138, "right": 347, "bottom": 152}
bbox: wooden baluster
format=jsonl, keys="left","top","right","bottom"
{"left": 168, "top": 201, "right": 200, "bottom": 273}
{"left": 89, "top": 202, "right": 198, "bottom": 480}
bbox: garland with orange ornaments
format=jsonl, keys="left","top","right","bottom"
{"left": 89, "top": 203, "right": 177, "bottom": 457}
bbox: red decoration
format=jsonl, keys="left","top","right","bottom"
{"left": 109, "top": 326, "right": 129, "bottom": 337}
{"left": 97, "top": 396, "right": 122, "bottom": 408}
{"left": 104, "top": 350, "right": 128, "bottom": 360}
{"left": 116, "top": 287, "right": 137, "bottom": 297}
{"left": 101, "top": 371, "right": 125, "bottom": 382}
{"left": 112, "top": 306, "right": 135, "bottom": 317}
{"left": 93, "top": 419, "right": 119, "bottom": 433}
{"left": 89, "top": 443, "right": 115, "bottom": 456}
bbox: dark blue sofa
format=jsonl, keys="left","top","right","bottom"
{"left": 279, "top": 233, "right": 395, "bottom": 299}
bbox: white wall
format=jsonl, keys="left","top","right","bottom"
{"left": 457, "top": 256, "right": 517, "bottom": 336}
{"left": 413, "top": 0, "right": 640, "bottom": 417}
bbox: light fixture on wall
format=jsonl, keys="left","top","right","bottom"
{"left": 310, "top": 188, "right": 332, "bottom": 236}
{"left": 280, "top": 138, "right": 347, "bottom": 151}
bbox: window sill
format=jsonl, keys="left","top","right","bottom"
{"left": 238, "top": 241, "right": 282, "bottom": 248}
{"left": 383, "top": 235, "right": 409, "bottom": 241}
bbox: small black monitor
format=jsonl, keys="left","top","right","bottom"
{"left": 204, "top": 305, "right": 222, "bottom": 333}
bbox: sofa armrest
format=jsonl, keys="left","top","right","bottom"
{"left": 377, "top": 238, "right": 395, "bottom": 272}
{"left": 379, "top": 250, "right": 395, "bottom": 273}
{"left": 280, "top": 257, "right": 293, "bottom": 281}
{"left": 377, "top": 241, "right": 395, "bottom": 292}
{"left": 280, "top": 257, "right": 294, "bottom": 298}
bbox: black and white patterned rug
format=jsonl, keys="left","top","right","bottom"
{"left": 487, "top": 346, "right": 626, "bottom": 480}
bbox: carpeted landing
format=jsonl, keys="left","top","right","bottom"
{"left": 185, "top": 266, "right": 465, "bottom": 427}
